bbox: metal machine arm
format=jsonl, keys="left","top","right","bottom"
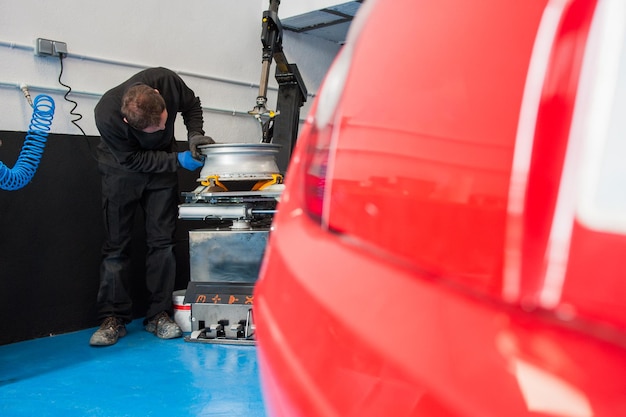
{"left": 248, "top": 0, "right": 307, "bottom": 173}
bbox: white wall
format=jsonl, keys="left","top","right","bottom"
{"left": 0, "top": 0, "right": 341, "bottom": 143}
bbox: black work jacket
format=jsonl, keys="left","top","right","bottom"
{"left": 94, "top": 67, "right": 204, "bottom": 173}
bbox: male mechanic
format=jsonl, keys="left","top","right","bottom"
{"left": 90, "top": 67, "right": 214, "bottom": 346}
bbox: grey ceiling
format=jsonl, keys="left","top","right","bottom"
{"left": 281, "top": 1, "right": 363, "bottom": 45}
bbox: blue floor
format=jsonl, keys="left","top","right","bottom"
{"left": 0, "top": 320, "right": 267, "bottom": 417}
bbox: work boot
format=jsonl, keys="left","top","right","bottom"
{"left": 89, "top": 316, "right": 127, "bottom": 347}
{"left": 145, "top": 311, "right": 182, "bottom": 339}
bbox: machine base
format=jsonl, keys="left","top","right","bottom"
{"left": 184, "top": 282, "right": 257, "bottom": 345}
{"left": 185, "top": 333, "right": 256, "bottom": 346}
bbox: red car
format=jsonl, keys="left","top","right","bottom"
{"left": 254, "top": 0, "right": 626, "bottom": 416}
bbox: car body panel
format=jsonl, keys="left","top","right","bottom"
{"left": 254, "top": 0, "right": 626, "bottom": 415}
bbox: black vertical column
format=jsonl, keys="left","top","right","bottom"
{"left": 273, "top": 63, "right": 307, "bottom": 175}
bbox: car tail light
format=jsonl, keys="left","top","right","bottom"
{"left": 302, "top": 122, "right": 332, "bottom": 222}
{"left": 300, "top": 47, "right": 351, "bottom": 225}
{"left": 300, "top": 0, "right": 377, "bottom": 225}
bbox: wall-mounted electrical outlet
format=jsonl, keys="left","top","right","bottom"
{"left": 35, "top": 38, "right": 68, "bottom": 57}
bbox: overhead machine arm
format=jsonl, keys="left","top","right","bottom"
{"left": 249, "top": 0, "right": 307, "bottom": 174}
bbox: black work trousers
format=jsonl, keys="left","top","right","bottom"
{"left": 96, "top": 163, "right": 179, "bottom": 323}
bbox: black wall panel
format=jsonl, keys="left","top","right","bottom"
{"left": 0, "top": 131, "right": 201, "bottom": 345}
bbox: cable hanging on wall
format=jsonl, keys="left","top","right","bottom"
{"left": 57, "top": 54, "right": 86, "bottom": 136}
{"left": 56, "top": 52, "right": 99, "bottom": 162}
{"left": 0, "top": 94, "right": 55, "bottom": 191}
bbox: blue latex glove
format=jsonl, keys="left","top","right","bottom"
{"left": 177, "top": 151, "right": 204, "bottom": 171}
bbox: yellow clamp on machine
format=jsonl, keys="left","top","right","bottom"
{"left": 200, "top": 173, "right": 283, "bottom": 192}
{"left": 252, "top": 173, "right": 283, "bottom": 191}
{"left": 200, "top": 175, "right": 229, "bottom": 192}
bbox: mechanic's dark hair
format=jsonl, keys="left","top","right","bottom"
{"left": 121, "top": 83, "right": 166, "bottom": 130}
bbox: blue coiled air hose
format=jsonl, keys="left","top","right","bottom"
{"left": 0, "top": 94, "right": 55, "bottom": 190}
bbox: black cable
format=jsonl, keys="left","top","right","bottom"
{"left": 57, "top": 54, "right": 86, "bottom": 136}
{"left": 57, "top": 54, "right": 98, "bottom": 162}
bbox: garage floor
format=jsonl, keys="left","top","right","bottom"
{"left": 0, "top": 319, "right": 267, "bottom": 417}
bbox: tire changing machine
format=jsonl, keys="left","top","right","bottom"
{"left": 179, "top": 0, "right": 306, "bottom": 345}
